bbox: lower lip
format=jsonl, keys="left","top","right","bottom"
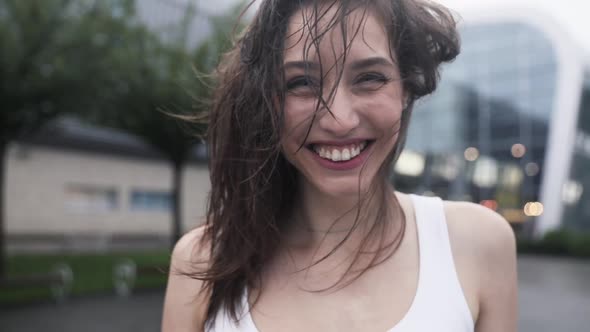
{"left": 309, "top": 143, "right": 373, "bottom": 171}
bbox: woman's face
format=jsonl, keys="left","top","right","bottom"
{"left": 281, "top": 6, "right": 405, "bottom": 198}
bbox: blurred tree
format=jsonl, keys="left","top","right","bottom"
{"left": 0, "top": 0, "right": 156, "bottom": 277}
{"left": 95, "top": 7, "right": 239, "bottom": 248}
{"left": 0, "top": 0, "right": 241, "bottom": 276}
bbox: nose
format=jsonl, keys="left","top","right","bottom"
{"left": 317, "top": 86, "right": 360, "bottom": 137}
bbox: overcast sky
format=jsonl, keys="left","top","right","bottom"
{"left": 437, "top": 0, "right": 590, "bottom": 54}
{"left": 187, "top": 0, "right": 590, "bottom": 55}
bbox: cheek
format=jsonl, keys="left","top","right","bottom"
{"left": 363, "top": 93, "right": 403, "bottom": 134}
{"left": 282, "top": 98, "right": 317, "bottom": 146}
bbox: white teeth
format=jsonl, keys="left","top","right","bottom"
{"left": 341, "top": 149, "right": 351, "bottom": 161}
{"left": 331, "top": 149, "right": 341, "bottom": 161}
{"left": 311, "top": 141, "right": 370, "bottom": 162}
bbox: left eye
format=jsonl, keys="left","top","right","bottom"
{"left": 355, "top": 73, "right": 390, "bottom": 85}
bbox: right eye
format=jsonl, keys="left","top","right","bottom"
{"left": 286, "top": 76, "right": 318, "bottom": 93}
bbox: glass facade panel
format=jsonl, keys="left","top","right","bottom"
{"left": 561, "top": 75, "right": 590, "bottom": 231}
{"left": 397, "top": 21, "right": 558, "bottom": 226}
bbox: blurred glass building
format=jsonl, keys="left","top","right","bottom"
{"left": 396, "top": 10, "right": 589, "bottom": 238}
{"left": 136, "top": 1, "right": 590, "bottom": 239}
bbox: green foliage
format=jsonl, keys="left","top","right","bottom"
{"left": 518, "top": 229, "right": 590, "bottom": 258}
{"left": 0, "top": 251, "right": 171, "bottom": 306}
{"left": 0, "top": 0, "right": 243, "bottom": 147}
{"left": 0, "top": 0, "right": 244, "bottom": 272}
{"left": 0, "top": 0, "right": 166, "bottom": 276}
{"left": 93, "top": 8, "right": 240, "bottom": 163}
{"left": 568, "top": 232, "right": 590, "bottom": 257}
{"left": 0, "top": 0, "right": 153, "bottom": 141}
{"left": 541, "top": 229, "right": 573, "bottom": 254}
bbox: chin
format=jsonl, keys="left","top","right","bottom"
{"left": 307, "top": 173, "right": 374, "bottom": 198}
{"left": 288, "top": 147, "right": 389, "bottom": 199}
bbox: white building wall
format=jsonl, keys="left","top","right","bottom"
{"left": 4, "top": 142, "right": 210, "bottom": 251}
{"left": 182, "top": 163, "right": 210, "bottom": 230}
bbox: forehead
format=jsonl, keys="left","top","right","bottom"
{"left": 284, "top": 5, "right": 391, "bottom": 63}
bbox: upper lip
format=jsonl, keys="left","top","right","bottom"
{"left": 306, "top": 138, "right": 374, "bottom": 147}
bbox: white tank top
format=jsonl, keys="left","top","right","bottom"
{"left": 208, "top": 194, "right": 475, "bottom": 332}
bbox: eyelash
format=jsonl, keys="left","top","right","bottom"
{"left": 286, "top": 72, "right": 392, "bottom": 93}
{"left": 286, "top": 77, "right": 319, "bottom": 91}
{"left": 355, "top": 72, "right": 392, "bottom": 85}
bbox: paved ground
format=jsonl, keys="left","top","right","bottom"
{"left": 0, "top": 292, "right": 164, "bottom": 332}
{"left": 1, "top": 255, "right": 589, "bottom": 332}
{"left": 517, "top": 255, "right": 590, "bottom": 332}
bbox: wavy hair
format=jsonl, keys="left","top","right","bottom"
{"left": 190, "top": 0, "right": 460, "bottom": 329}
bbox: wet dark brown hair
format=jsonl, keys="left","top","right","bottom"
{"left": 190, "top": 0, "right": 459, "bottom": 329}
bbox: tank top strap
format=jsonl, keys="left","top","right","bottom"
{"left": 410, "top": 194, "right": 454, "bottom": 278}
{"left": 409, "top": 194, "right": 474, "bottom": 330}
{"left": 208, "top": 194, "right": 474, "bottom": 332}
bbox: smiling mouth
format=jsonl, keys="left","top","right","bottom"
{"left": 306, "top": 140, "right": 375, "bottom": 162}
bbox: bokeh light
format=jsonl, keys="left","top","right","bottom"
{"left": 525, "top": 162, "right": 540, "bottom": 176}
{"left": 464, "top": 147, "right": 479, "bottom": 161}
{"left": 480, "top": 199, "right": 498, "bottom": 211}
{"left": 511, "top": 143, "right": 527, "bottom": 158}
{"left": 524, "top": 202, "right": 544, "bottom": 217}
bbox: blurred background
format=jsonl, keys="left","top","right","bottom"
{"left": 0, "top": 0, "right": 588, "bottom": 331}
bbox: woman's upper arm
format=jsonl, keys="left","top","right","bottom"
{"left": 471, "top": 206, "right": 518, "bottom": 332}
{"left": 162, "top": 226, "right": 210, "bottom": 332}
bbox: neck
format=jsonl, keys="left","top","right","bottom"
{"left": 286, "top": 177, "right": 396, "bottom": 251}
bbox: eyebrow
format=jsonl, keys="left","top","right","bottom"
{"left": 283, "top": 56, "right": 394, "bottom": 72}
{"left": 349, "top": 57, "right": 395, "bottom": 71}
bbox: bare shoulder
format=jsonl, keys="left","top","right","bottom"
{"left": 171, "top": 225, "right": 210, "bottom": 269}
{"left": 443, "top": 200, "right": 516, "bottom": 258}
{"left": 162, "top": 225, "right": 211, "bottom": 332}
{"left": 443, "top": 200, "right": 518, "bottom": 331}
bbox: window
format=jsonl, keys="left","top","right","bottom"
{"left": 65, "top": 184, "right": 118, "bottom": 213}
{"left": 130, "top": 190, "right": 172, "bottom": 212}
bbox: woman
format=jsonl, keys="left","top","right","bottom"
{"left": 162, "top": 0, "right": 518, "bottom": 331}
